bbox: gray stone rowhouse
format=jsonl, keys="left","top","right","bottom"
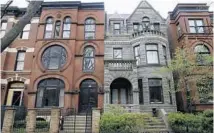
{"left": 104, "top": 1, "right": 177, "bottom": 112}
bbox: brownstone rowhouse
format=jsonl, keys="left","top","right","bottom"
{"left": 1, "top": 1, "right": 105, "bottom": 113}
{"left": 167, "top": 3, "right": 213, "bottom": 112}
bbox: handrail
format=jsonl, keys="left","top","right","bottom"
{"left": 85, "top": 105, "right": 92, "bottom": 133}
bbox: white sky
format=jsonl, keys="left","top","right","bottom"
{"left": 0, "top": 0, "right": 213, "bottom": 18}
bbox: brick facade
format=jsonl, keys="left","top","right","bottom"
{"left": 1, "top": 1, "right": 105, "bottom": 112}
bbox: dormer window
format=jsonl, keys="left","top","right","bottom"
{"left": 114, "top": 23, "right": 120, "bottom": 35}
{"left": 142, "top": 17, "right": 150, "bottom": 30}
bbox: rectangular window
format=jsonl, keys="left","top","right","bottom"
{"left": 162, "top": 45, "right": 167, "bottom": 65}
{"left": 15, "top": 51, "right": 25, "bottom": 71}
{"left": 63, "top": 23, "right": 71, "bottom": 38}
{"left": 149, "top": 78, "right": 163, "bottom": 103}
{"left": 133, "top": 23, "right": 139, "bottom": 31}
{"left": 176, "top": 24, "right": 182, "bottom": 37}
{"left": 188, "top": 19, "right": 204, "bottom": 33}
{"left": 146, "top": 44, "right": 159, "bottom": 64}
{"left": 154, "top": 23, "right": 160, "bottom": 31}
{"left": 138, "top": 79, "right": 143, "bottom": 104}
{"left": 113, "top": 48, "right": 122, "bottom": 59}
{"left": 0, "top": 22, "right": 7, "bottom": 38}
{"left": 114, "top": 23, "right": 120, "bottom": 35}
{"left": 134, "top": 45, "right": 140, "bottom": 65}
{"left": 20, "top": 24, "right": 31, "bottom": 39}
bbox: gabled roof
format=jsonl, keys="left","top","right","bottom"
{"left": 128, "top": 0, "right": 165, "bottom": 20}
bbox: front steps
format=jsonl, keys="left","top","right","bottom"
{"left": 60, "top": 115, "right": 92, "bottom": 133}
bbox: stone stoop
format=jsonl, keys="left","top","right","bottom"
{"left": 143, "top": 116, "right": 170, "bottom": 133}
{"left": 60, "top": 115, "right": 92, "bottom": 133}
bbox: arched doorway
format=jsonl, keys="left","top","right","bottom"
{"left": 110, "top": 78, "right": 132, "bottom": 104}
{"left": 79, "top": 79, "right": 98, "bottom": 113}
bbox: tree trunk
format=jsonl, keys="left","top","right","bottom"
{"left": 1, "top": 1, "right": 43, "bottom": 53}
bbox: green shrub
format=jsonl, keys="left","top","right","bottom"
{"left": 36, "top": 121, "right": 49, "bottom": 129}
{"left": 100, "top": 105, "right": 153, "bottom": 133}
{"left": 168, "top": 110, "right": 213, "bottom": 133}
{"left": 13, "top": 121, "right": 26, "bottom": 128}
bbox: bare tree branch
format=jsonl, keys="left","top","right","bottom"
{"left": 1, "top": 1, "right": 43, "bottom": 53}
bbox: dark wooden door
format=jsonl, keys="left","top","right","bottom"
{"left": 79, "top": 79, "right": 97, "bottom": 113}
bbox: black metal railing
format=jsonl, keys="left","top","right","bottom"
{"left": 60, "top": 108, "right": 76, "bottom": 133}
{"left": 85, "top": 106, "right": 92, "bottom": 133}
{"left": 1, "top": 105, "right": 7, "bottom": 130}
{"left": 13, "top": 106, "right": 27, "bottom": 133}
{"left": 35, "top": 108, "right": 51, "bottom": 132}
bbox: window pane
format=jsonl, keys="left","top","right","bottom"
{"left": 194, "top": 45, "right": 209, "bottom": 53}
{"left": 84, "top": 47, "right": 94, "bottom": 57}
{"left": 112, "top": 89, "right": 118, "bottom": 104}
{"left": 0, "top": 31, "right": 5, "bottom": 38}
{"left": 189, "top": 27, "right": 196, "bottom": 33}
{"left": 45, "top": 32, "right": 52, "bottom": 38}
{"left": 85, "top": 32, "right": 95, "bottom": 39}
{"left": 133, "top": 24, "right": 139, "bottom": 30}
{"left": 154, "top": 23, "right": 160, "bottom": 31}
{"left": 196, "top": 20, "right": 203, "bottom": 26}
{"left": 189, "top": 20, "right": 195, "bottom": 26}
{"left": 64, "top": 17, "right": 71, "bottom": 23}
{"left": 63, "top": 24, "right": 70, "bottom": 30}
{"left": 48, "top": 57, "right": 59, "bottom": 69}
{"left": 197, "top": 27, "right": 204, "bottom": 33}
{"left": 17, "top": 52, "right": 25, "bottom": 61}
{"left": 114, "top": 49, "right": 122, "bottom": 59}
{"left": 120, "top": 89, "right": 126, "bottom": 104}
{"left": 134, "top": 46, "right": 140, "bottom": 56}
{"left": 146, "top": 45, "right": 158, "bottom": 50}
{"left": 21, "top": 32, "right": 29, "bottom": 39}
{"left": 1, "top": 22, "right": 7, "bottom": 30}
{"left": 16, "top": 62, "right": 24, "bottom": 70}
{"left": 85, "top": 19, "right": 95, "bottom": 24}
{"left": 46, "top": 18, "right": 53, "bottom": 23}
{"left": 150, "top": 87, "right": 162, "bottom": 102}
{"left": 114, "top": 24, "right": 120, "bottom": 29}
{"left": 147, "top": 51, "right": 158, "bottom": 64}
{"left": 46, "top": 24, "right": 53, "bottom": 31}
{"left": 83, "top": 58, "right": 95, "bottom": 71}
{"left": 63, "top": 31, "right": 70, "bottom": 38}
{"left": 85, "top": 25, "right": 95, "bottom": 31}
{"left": 24, "top": 24, "right": 30, "bottom": 31}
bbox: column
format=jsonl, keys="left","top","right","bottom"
{"left": 26, "top": 108, "right": 37, "bottom": 133}
{"left": 2, "top": 107, "right": 15, "bottom": 133}
{"left": 49, "top": 108, "right": 60, "bottom": 133}
{"left": 133, "top": 90, "right": 139, "bottom": 104}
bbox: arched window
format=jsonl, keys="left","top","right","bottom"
{"left": 36, "top": 78, "right": 65, "bottom": 107}
{"left": 54, "top": 20, "right": 61, "bottom": 38}
{"left": 44, "top": 17, "right": 53, "bottom": 38}
{"left": 85, "top": 18, "right": 95, "bottom": 39}
{"left": 63, "top": 17, "right": 71, "bottom": 38}
{"left": 142, "top": 17, "right": 150, "bottom": 30}
{"left": 194, "top": 44, "right": 210, "bottom": 64}
{"left": 83, "top": 46, "right": 95, "bottom": 72}
{"left": 6, "top": 82, "right": 24, "bottom": 106}
{"left": 41, "top": 45, "right": 67, "bottom": 70}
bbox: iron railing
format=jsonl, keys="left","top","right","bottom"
{"left": 35, "top": 108, "right": 51, "bottom": 132}
{"left": 60, "top": 108, "right": 77, "bottom": 133}
{"left": 13, "top": 106, "right": 27, "bottom": 133}
{"left": 85, "top": 106, "right": 92, "bottom": 133}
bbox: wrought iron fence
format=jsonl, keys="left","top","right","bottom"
{"left": 85, "top": 107, "right": 92, "bottom": 133}
{"left": 1, "top": 105, "right": 7, "bottom": 130}
{"left": 35, "top": 108, "right": 51, "bottom": 133}
{"left": 13, "top": 106, "right": 27, "bottom": 133}
{"left": 60, "top": 108, "right": 76, "bottom": 133}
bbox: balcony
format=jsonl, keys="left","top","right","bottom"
{"left": 105, "top": 59, "right": 136, "bottom": 71}
{"left": 131, "top": 29, "right": 165, "bottom": 39}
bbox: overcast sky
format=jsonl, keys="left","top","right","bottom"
{"left": 0, "top": 0, "right": 213, "bottom": 18}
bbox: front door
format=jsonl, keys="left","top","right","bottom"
{"left": 79, "top": 79, "right": 98, "bottom": 113}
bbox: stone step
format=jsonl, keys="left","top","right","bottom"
{"left": 63, "top": 120, "right": 91, "bottom": 125}
{"left": 63, "top": 123, "right": 90, "bottom": 126}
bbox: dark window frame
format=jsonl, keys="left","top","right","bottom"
{"left": 84, "top": 18, "right": 96, "bottom": 40}
{"left": 148, "top": 78, "right": 164, "bottom": 104}
{"left": 145, "top": 43, "right": 159, "bottom": 64}
{"left": 83, "top": 46, "right": 95, "bottom": 72}
{"left": 62, "top": 17, "right": 71, "bottom": 38}
{"left": 138, "top": 79, "right": 144, "bottom": 104}
{"left": 188, "top": 19, "right": 204, "bottom": 33}
{"left": 44, "top": 17, "right": 54, "bottom": 39}
{"left": 41, "top": 45, "right": 67, "bottom": 70}
{"left": 14, "top": 50, "right": 26, "bottom": 71}
{"left": 113, "top": 48, "right": 122, "bottom": 59}
{"left": 162, "top": 45, "right": 167, "bottom": 65}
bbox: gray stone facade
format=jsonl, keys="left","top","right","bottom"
{"left": 104, "top": 1, "right": 177, "bottom": 112}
